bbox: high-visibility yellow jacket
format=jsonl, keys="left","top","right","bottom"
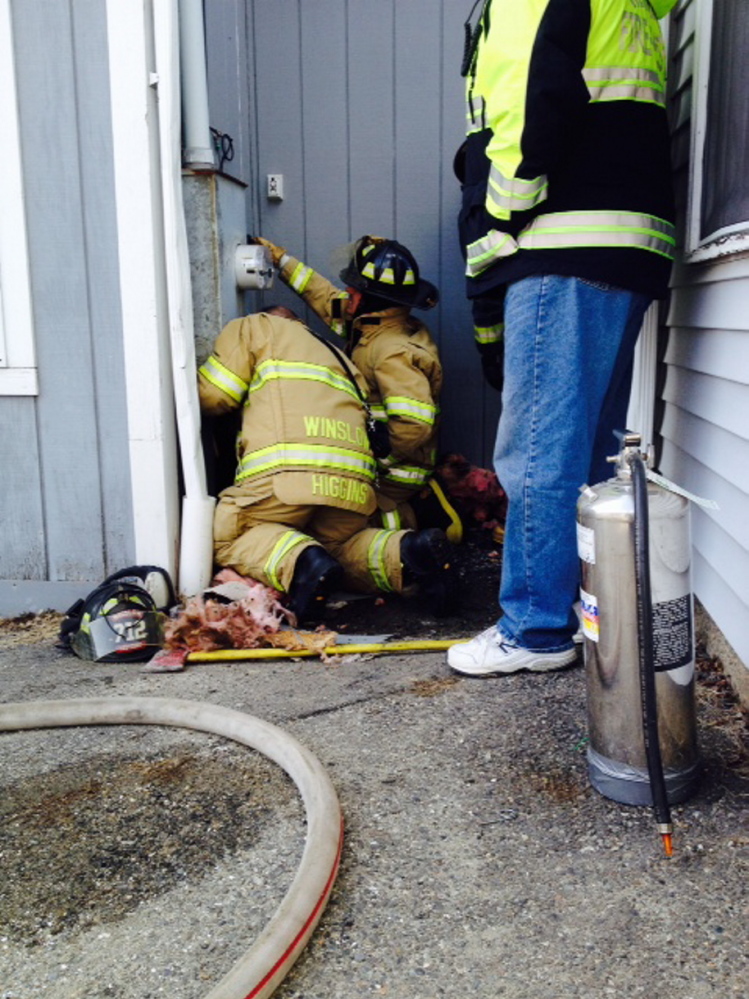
{"left": 458, "top": 0, "right": 678, "bottom": 344}
{"left": 198, "top": 312, "right": 377, "bottom": 515}
{"left": 276, "top": 254, "right": 443, "bottom": 499}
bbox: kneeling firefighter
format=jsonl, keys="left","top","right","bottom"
{"left": 250, "top": 235, "right": 463, "bottom": 543}
{"left": 198, "top": 307, "right": 455, "bottom": 621}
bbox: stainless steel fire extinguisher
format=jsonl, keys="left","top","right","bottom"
{"left": 576, "top": 432, "right": 700, "bottom": 811}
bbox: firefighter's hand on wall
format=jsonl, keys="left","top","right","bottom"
{"left": 478, "top": 342, "right": 504, "bottom": 392}
{"left": 249, "top": 236, "right": 286, "bottom": 267}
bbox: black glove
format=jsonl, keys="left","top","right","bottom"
{"left": 478, "top": 341, "right": 504, "bottom": 392}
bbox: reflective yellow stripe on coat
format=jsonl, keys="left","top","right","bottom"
{"left": 237, "top": 444, "right": 376, "bottom": 482}
{"left": 247, "top": 359, "right": 360, "bottom": 403}
{"left": 199, "top": 355, "right": 249, "bottom": 404}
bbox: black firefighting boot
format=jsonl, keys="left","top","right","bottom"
{"left": 287, "top": 546, "right": 344, "bottom": 624}
{"left": 400, "top": 528, "right": 456, "bottom": 618}
{"left": 408, "top": 475, "right": 464, "bottom": 543}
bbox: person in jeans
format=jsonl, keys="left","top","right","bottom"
{"left": 448, "top": 0, "right": 677, "bottom": 675}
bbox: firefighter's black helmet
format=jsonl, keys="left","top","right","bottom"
{"left": 340, "top": 236, "right": 439, "bottom": 310}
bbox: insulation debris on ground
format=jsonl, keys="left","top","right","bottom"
{"left": 162, "top": 568, "right": 337, "bottom": 659}
{"left": 163, "top": 570, "right": 292, "bottom": 653}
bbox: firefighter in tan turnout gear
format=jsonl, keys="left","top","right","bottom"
{"left": 198, "top": 307, "right": 454, "bottom": 622}
{"left": 251, "top": 235, "right": 462, "bottom": 542}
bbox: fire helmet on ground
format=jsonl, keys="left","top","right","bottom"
{"left": 68, "top": 581, "right": 164, "bottom": 663}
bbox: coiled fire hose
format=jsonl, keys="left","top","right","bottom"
{"left": 628, "top": 452, "right": 674, "bottom": 857}
{"left": 0, "top": 697, "right": 343, "bottom": 998}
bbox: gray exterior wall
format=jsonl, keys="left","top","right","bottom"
{"left": 0, "top": 0, "right": 134, "bottom": 614}
{"left": 204, "top": 0, "right": 500, "bottom": 466}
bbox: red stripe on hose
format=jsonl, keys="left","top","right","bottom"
{"left": 244, "top": 816, "right": 345, "bottom": 999}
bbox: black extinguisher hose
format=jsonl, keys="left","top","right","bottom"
{"left": 628, "top": 451, "right": 674, "bottom": 857}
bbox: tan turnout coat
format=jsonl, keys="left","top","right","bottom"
{"left": 198, "top": 311, "right": 377, "bottom": 516}
{"left": 277, "top": 254, "right": 443, "bottom": 505}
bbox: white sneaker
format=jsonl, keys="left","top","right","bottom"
{"left": 447, "top": 626, "right": 579, "bottom": 677}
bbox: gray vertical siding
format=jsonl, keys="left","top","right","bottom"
{"left": 204, "top": 0, "right": 500, "bottom": 465}
{"left": 1, "top": 0, "right": 133, "bottom": 608}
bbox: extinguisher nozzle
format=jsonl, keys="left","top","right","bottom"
{"left": 660, "top": 830, "right": 674, "bottom": 857}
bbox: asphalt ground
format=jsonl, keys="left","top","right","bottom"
{"left": 0, "top": 571, "right": 747, "bottom": 999}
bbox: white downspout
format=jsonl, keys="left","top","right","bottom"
{"left": 154, "top": 0, "right": 215, "bottom": 597}
{"left": 178, "top": 0, "right": 216, "bottom": 170}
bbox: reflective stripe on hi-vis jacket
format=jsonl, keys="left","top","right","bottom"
{"left": 474, "top": 322, "right": 504, "bottom": 346}
{"left": 247, "top": 359, "right": 360, "bottom": 403}
{"left": 237, "top": 443, "right": 377, "bottom": 483}
{"left": 518, "top": 211, "right": 676, "bottom": 259}
{"left": 383, "top": 395, "right": 437, "bottom": 426}
{"left": 465, "top": 93, "right": 486, "bottom": 135}
{"left": 466, "top": 210, "right": 676, "bottom": 277}
{"left": 465, "top": 230, "right": 518, "bottom": 278}
{"left": 487, "top": 164, "right": 548, "bottom": 216}
{"left": 264, "top": 530, "right": 309, "bottom": 592}
{"left": 582, "top": 66, "right": 665, "bottom": 107}
{"left": 199, "top": 355, "right": 249, "bottom": 404}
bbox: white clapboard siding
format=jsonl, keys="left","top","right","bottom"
{"left": 662, "top": 0, "right": 749, "bottom": 677}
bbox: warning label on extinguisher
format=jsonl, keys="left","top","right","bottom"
{"left": 579, "top": 588, "right": 599, "bottom": 642}
{"left": 652, "top": 594, "right": 693, "bottom": 672}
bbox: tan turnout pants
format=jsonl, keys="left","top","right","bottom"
{"left": 213, "top": 492, "right": 408, "bottom": 596}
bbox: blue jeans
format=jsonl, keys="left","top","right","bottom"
{"left": 494, "top": 275, "right": 651, "bottom": 651}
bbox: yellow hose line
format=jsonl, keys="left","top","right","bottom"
{"left": 187, "top": 638, "right": 466, "bottom": 663}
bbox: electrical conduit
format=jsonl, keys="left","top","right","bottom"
{"left": 0, "top": 697, "right": 343, "bottom": 999}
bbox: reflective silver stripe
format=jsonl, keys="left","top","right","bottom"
{"left": 474, "top": 323, "right": 504, "bottom": 345}
{"left": 264, "top": 530, "right": 309, "bottom": 592}
{"left": 289, "top": 262, "right": 314, "bottom": 293}
{"left": 465, "top": 230, "right": 518, "bottom": 277}
{"left": 237, "top": 444, "right": 376, "bottom": 481}
{"left": 367, "top": 529, "right": 397, "bottom": 592}
{"left": 518, "top": 211, "right": 676, "bottom": 259}
{"left": 587, "top": 83, "right": 665, "bottom": 105}
{"left": 487, "top": 165, "right": 548, "bottom": 213}
{"left": 583, "top": 67, "right": 661, "bottom": 85}
{"left": 465, "top": 93, "right": 486, "bottom": 134}
{"left": 361, "top": 263, "right": 416, "bottom": 286}
{"left": 381, "top": 509, "right": 402, "bottom": 531}
{"left": 382, "top": 464, "right": 431, "bottom": 487}
{"left": 199, "top": 355, "right": 248, "bottom": 403}
{"left": 583, "top": 67, "right": 665, "bottom": 106}
{"left": 247, "top": 359, "right": 359, "bottom": 401}
{"left": 370, "top": 404, "right": 387, "bottom": 422}
{"left": 383, "top": 395, "right": 437, "bottom": 426}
